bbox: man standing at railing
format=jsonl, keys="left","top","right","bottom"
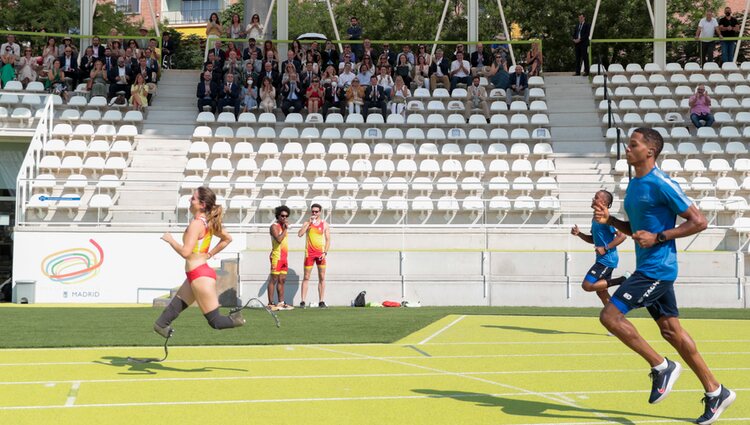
{"left": 695, "top": 10, "right": 722, "bottom": 66}
{"left": 718, "top": 7, "right": 739, "bottom": 65}
{"left": 572, "top": 13, "right": 590, "bottom": 76}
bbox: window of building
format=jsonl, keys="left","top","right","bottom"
{"left": 116, "top": 0, "right": 140, "bottom": 14}
{"left": 181, "top": 0, "right": 220, "bottom": 23}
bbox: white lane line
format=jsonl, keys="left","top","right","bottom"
{"left": 3, "top": 370, "right": 750, "bottom": 387}
{"left": 418, "top": 315, "right": 466, "bottom": 345}
{"left": 2, "top": 350, "right": 749, "bottom": 367}
{"left": 1, "top": 338, "right": 748, "bottom": 352}
{"left": 64, "top": 381, "right": 80, "bottom": 407}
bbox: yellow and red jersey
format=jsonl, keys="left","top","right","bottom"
{"left": 270, "top": 223, "right": 288, "bottom": 274}
{"left": 305, "top": 220, "right": 326, "bottom": 258}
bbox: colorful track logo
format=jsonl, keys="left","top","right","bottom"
{"left": 41, "top": 239, "right": 105, "bottom": 284}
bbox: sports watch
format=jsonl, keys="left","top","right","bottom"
{"left": 656, "top": 232, "right": 667, "bottom": 244}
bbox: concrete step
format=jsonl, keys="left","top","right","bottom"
{"left": 109, "top": 209, "right": 179, "bottom": 223}
{"left": 140, "top": 125, "right": 195, "bottom": 137}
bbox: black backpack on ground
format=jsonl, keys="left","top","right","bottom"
{"left": 354, "top": 291, "right": 366, "bottom": 307}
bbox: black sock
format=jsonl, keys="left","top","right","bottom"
{"left": 204, "top": 308, "right": 236, "bottom": 329}
{"left": 155, "top": 297, "right": 188, "bottom": 328}
{"left": 606, "top": 276, "right": 627, "bottom": 288}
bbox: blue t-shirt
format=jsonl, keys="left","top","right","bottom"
{"left": 591, "top": 219, "right": 619, "bottom": 268}
{"left": 623, "top": 167, "right": 692, "bottom": 281}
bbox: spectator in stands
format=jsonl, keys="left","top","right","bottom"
{"left": 245, "top": 49, "right": 263, "bottom": 74}
{"left": 130, "top": 73, "right": 149, "bottom": 110}
{"left": 259, "top": 76, "right": 277, "bottom": 112}
{"left": 246, "top": 13, "right": 264, "bottom": 40}
{"left": 240, "top": 58, "right": 257, "bottom": 85}
{"left": 268, "top": 205, "right": 292, "bottom": 309}
{"left": 364, "top": 75, "right": 388, "bottom": 116}
{"left": 59, "top": 46, "right": 79, "bottom": 88}
{"left": 218, "top": 72, "right": 241, "bottom": 116}
{"left": 210, "top": 40, "right": 226, "bottom": 63}
{"left": 449, "top": 51, "right": 472, "bottom": 91}
{"left": 321, "top": 40, "right": 339, "bottom": 68}
{"left": 227, "top": 14, "right": 245, "bottom": 42}
{"left": 413, "top": 53, "right": 430, "bottom": 90}
{"left": 470, "top": 42, "right": 490, "bottom": 77}
{"left": 144, "top": 48, "right": 160, "bottom": 81}
{"left": 80, "top": 47, "right": 96, "bottom": 81}
{"left": 1, "top": 46, "right": 17, "bottom": 88}
{"left": 280, "top": 70, "right": 303, "bottom": 115}
{"left": 44, "top": 59, "right": 69, "bottom": 101}
{"left": 58, "top": 36, "right": 78, "bottom": 59}
{"left": 322, "top": 77, "right": 345, "bottom": 117}
{"left": 102, "top": 48, "right": 116, "bottom": 72}
{"left": 356, "top": 55, "right": 375, "bottom": 83}
{"left": 110, "top": 40, "right": 124, "bottom": 59}
{"left": 320, "top": 65, "right": 338, "bottom": 86}
{"left": 376, "top": 54, "right": 391, "bottom": 71}
{"left": 696, "top": 10, "right": 721, "bottom": 65}
{"left": 396, "top": 44, "right": 415, "bottom": 65}
{"left": 290, "top": 40, "right": 305, "bottom": 63}
{"left": 108, "top": 56, "right": 131, "bottom": 99}
{"left": 416, "top": 45, "right": 431, "bottom": 65}
{"left": 137, "top": 27, "right": 150, "bottom": 49}
{"left": 259, "top": 60, "right": 280, "bottom": 90}
{"left": 572, "top": 13, "right": 591, "bottom": 76}
{"left": 525, "top": 42, "right": 543, "bottom": 76}
{"left": 506, "top": 65, "right": 529, "bottom": 105}
{"left": 135, "top": 57, "right": 155, "bottom": 84}
{"left": 89, "top": 36, "right": 105, "bottom": 59}
{"left": 304, "top": 48, "right": 321, "bottom": 73}
{"left": 389, "top": 75, "right": 410, "bottom": 116}
{"left": 380, "top": 43, "right": 397, "bottom": 67}
{"left": 225, "top": 41, "right": 241, "bottom": 61}
{"left": 1, "top": 34, "right": 20, "bottom": 57}
{"left": 362, "top": 38, "right": 377, "bottom": 62}
{"left": 718, "top": 7, "right": 739, "bottom": 64}
{"left": 281, "top": 63, "right": 296, "bottom": 85}
{"left": 161, "top": 32, "right": 175, "bottom": 69}
{"left": 466, "top": 75, "right": 489, "bottom": 119}
{"left": 338, "top": 62, "right": 356, "bottom": 88}
{"left": 242, "top": 75, "right": 257, "bottom": 111}
{"left": 452, "top": 43, "right": 466, "bottom": 59}
{"left": 394, "top": 54, "right": 413, "bottom": 88}
{"left": 301, "top": 61, "right": 319, "bottom": 89}
{"left": 88, "top": 59, "right": 108, "bottom": 97}
{"left": 16, "top": 47, "right": 38, "bottom": 88}
{"left": 429, "top": 49, "right": 450, "bottom": 92}
{"left": 263, "top": 40, "right": 278, "bottom": 63}
{"left": 197, "top": 70, "right": 219, "bottom": 113}
{"left": 491, "top": 33, "right": 509, "bottom": 62}
{"left": 338, "top": 51, "right": 355, "bottom": 73}
{"left": 282, "top": 49, "right": 302, "bottom": 76}
{"left": 305, "top": 77, "right": 324, "bottom": 114}
{"left": 42, "top": 37, "right": 58, "bottom": 72}
{"left": 223, "top": 50, "right": 242, "bottom": 80}
{"left": 488, "top": 54, "right": 509, "bottom": 90}
{"left": 346, "top": 78, "right": 365, "bottom": 114}
{"left": 347, "top": 17, "right": 363, "bottom": 60}
{"left": 264, "top": 50, "right": 279, "bottom": 71}
{"left": 243, "top": 38, "right": 262, "bottom": 61}
{"left": 376, "top": 65, "right": 394, "bottom": 97}
{"left": 689, "top": 85, "right": 714, "bottom": 129}
{"left": 206, "top": 12, "right": 223, "bottom": 38}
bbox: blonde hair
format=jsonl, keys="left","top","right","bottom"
{"left": 196, "top": 186, "right": 224, "bottom": 236}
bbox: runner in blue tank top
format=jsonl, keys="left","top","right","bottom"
{"left": 571, "top": 189, "right": 628, "bottom": 306}
{"left": 593, "top": 128, "right": 735, "bottom": 424}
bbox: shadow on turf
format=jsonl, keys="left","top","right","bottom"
{"left": 412, "top": 389, "right": 688, "bottom": 424}
{"left": 94, "top": 356, "right": 248, "bottom": 375}
{"left": 482, "top": 325, "right": 605, "bottom": 336}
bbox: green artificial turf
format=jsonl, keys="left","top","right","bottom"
{"left": 1, "top": 306, "right": 748, "bottom": 348}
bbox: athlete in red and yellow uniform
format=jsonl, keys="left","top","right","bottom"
{"left": 297, "top": 203, "right": 331, "bottom": 308}
{"left": 268, "top": 205, "right": 293, "bottom": 309}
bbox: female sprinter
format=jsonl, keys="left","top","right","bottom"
{"left": 153, "top": 187, "right": 244, "bottom": 337}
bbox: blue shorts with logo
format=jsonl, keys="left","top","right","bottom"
{"left": 584, "top": 262, "right": 614, "bottom": 285}
{"left": 610, "top": 271, "right": 679, "bottom": 319}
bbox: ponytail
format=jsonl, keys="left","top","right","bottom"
{"left": 206, "top": 205, "right": 224, "bottom": 236}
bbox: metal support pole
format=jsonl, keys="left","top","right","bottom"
{"left": 431, "top": 0, "right": 452, "bottom": 57}
{"left": 79, "top": 0, "right": 95, "bottom": 56}
{"left": 735, "top": 0, "right": 750, "bottom": 62}
{"left": 644, "top": 0, "right": 655, "bottom": 30}
{"left": 262, "top": 0, "right": 276, "bottom": 41}
{"left": 324, "top": 0, "right": 343, "bottom": 52}
{"left": 496, "top": 0, "right": 515, "bottom": 65}
{"left": 565, "top": 251, "right": 572, "bottom": 299}
{"left": 400, "top": 251, "right": 406, "bottom": 298}
{"left": 468, "top": 0, "right": 478, "bottom": 44}
{"left": 654, "top": 0, "right": 667, "bottom": 67}
{"left": 277, "top": 0, "right": 288, "bottom": 60}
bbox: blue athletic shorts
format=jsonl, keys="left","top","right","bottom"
{"left": 610, "top": 271, "right": 679, "bottom": 320}
{"left": 584, "top": 262, "right": 614, "bottom": 285}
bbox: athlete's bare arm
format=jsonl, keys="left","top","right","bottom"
{"left": 593, "top": 199, "right": 633, "bottom": 236}
{"left": 162, "top": 220, "right": 203, "bottom": 258}
{"left": 632, "top": 204, "right": 707, "bottom": 248}
{"left": 271, "top": 222, "right": 287, "bottom": 243}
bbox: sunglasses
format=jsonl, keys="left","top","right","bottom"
{"left": 311, "top": 210, "right": 320, "bottom": 213}
{"left": 279, "top": 214, "right": 289, "bottom": 218}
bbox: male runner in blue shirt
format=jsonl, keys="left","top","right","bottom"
{"left": 594, "top": 127, "right": 735, "bottom": 425}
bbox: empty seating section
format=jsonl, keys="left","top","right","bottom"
{"left": 600, "top": 62, "right": 750, "bottom": 224}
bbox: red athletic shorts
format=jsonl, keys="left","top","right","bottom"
{"left": 270, "top": 256, "right": 288, "bottom": 275}
{"left": 304, "top": 254, "right": 327, "bottom": 268}
{"left": 186, "top": 263, "right": 216, "bottom": 282}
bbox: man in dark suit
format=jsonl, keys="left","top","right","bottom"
{"left": 59, "top": 46, "right": 80, "bottom": 88}
{"left": 101, "top": 48, "right": 115, "bottom": 72}
{"left": 280, "top": 73, "right": 303, "bottom": 115}
{"left": 470, "top": 42, "right": 491, "bottom": 76}
{"left": 108, "top": 56, "right": 132, "bottom": 99}
{"left": 322, "top": 80, "right": 346, "bottom": 117}
{"left": 281, "top": 49, "right": 302, "bottom": 76}
{"left": 505, "top": 65, "right": 529, "bottom": 105}
{"left": 429, "top": 48, "right": 451, "bottom": 92}
{"left": 321, "top": 40, "right": 339, "bottom": 68}
{"left": 218, "top": 73, "right": 241, "bottom": 116}
{"left": 242, "top": 38, "right": 263, "bottom": 61}
{"left": 257, "top": 60, "right": 280, "bottom": 91}
{"left": 572, "top": 13, "right": 591, "bottom": 76}
{"left": 197, "top": 70, "right": 220, "bottom": 113}
{"left": 364, "top": 75, "right": 387, "bottom": 116}
{"left": 161, "top": 32, "right": 176, "bottom": 69}
{"left": 88, "top": 36, "right": 106, "bottom": 59}
{"left": 134, "top": 57, "right": 155, "bottom": 84}
{"left": 210, "top": 40, "right": 226, "bottom": 65}
{"left": 380, "top": 43, "right": 397, "bottom": 68}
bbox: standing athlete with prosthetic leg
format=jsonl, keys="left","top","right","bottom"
{"left": 571, "top": 190, "right": 628, "bottom": 306}
{"left": 154, "top": 186, "right": 244, "bottom": 338}
{"left": 595, "top": 128, "right": 735, "bottom": 424}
